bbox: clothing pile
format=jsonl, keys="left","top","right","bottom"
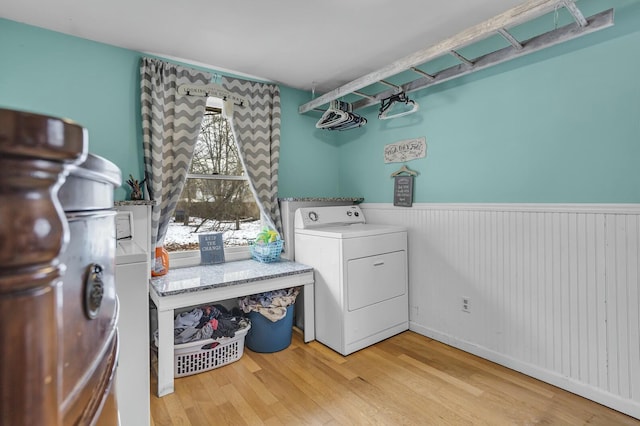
{"left": 174, "top": 304, "right": 249, "bottom": 344}
{"left": 238, "top": 287, "right": 300, "bottom": 322}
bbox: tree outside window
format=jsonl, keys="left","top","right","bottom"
{"left": 164, "top": 105, "right": 260, "bottom": 252}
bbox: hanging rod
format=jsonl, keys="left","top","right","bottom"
{"left": 563, "top": 0, "right": 588, "bottom": 27}
{"left": 497, "top": 28, "right": 524, "bottom": 50}
{"left": 411, "top": 67, "right": 435, "bottom": 80}
{"left": 299, "top": 0, "right": 606, "bottom": 114}
{"left": 450, "top": 50, "right": 474, "bottom": 66}
{"left": 353, "top": 91, "right": 375, "bottom": 100}
{"left": 379, "top": 80, "right": 402, "bottom": 91}
{"left": 348, "top": 8, "right": 613, "bottom": 112}
{"left": 177, "top": 83, "right": 248, "bottom": 106}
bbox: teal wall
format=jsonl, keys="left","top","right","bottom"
{"left": 2, "top": 0, "right": 639, "bottom": 204}
{"left": 0, "top": 19, "right": 141, "bottom": 200}
{"left": 0, "top": 18, "right": 340, "bottom": 201}
{"left": 278, "top": 86, "right": 343, "bottom": 197}
{"left": 336, "top": 0, "right": 640, "bottom": 203}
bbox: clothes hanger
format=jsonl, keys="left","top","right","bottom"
{"left": 390, "top": 165, "right": 418, "bottom": 177}
{"left": 328, "top": 114, "right": 367, "bottom": 131}
{"left": 378, "top": 92, "right": 419, "bottom": 120}
{"left": 316, "top": 100, "right": 367, "bottom": 130}
{"left": 316, "top": 100, "right": 348, "bottom": 128}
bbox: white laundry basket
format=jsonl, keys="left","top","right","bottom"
{"left": 172, "top": 324, "right": 250, "bottom": 378}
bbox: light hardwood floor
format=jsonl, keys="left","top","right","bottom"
{"left": 150, "top": 330, "right": 639, "bottom": 425}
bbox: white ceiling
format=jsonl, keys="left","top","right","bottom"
{"left": 2, "top": 0, "right": 526, "bottom": 93}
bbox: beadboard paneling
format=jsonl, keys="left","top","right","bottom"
{"left": 361, "top": 203, "right": 640, "bottom": 419}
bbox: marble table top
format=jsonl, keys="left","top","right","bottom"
{"left": 150, "top": 259, "right": 313, "bottom": 297}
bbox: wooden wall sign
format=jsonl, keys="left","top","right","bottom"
{"left": 393, "top": 176, "right": 414, "bottom": 207}
{"left": 384, "top": 137, "right": 426, "bottom": 163}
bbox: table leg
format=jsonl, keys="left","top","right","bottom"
{"left": 156, "top": 308, "right": 174, "bottom": 397}
{"left": 303, "top": 282, "right": 315, "bottom": 342}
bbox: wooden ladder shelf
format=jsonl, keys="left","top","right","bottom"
{"left": 298, "top": 0, "right": 614, "bottom": 114}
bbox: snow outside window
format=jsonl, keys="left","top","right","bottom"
{"left": 164, "top": 103, "right": 261, "bottom": 265}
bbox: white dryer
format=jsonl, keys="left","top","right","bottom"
{"left": 294, "top": 205, "right": 408, "bottom": 355}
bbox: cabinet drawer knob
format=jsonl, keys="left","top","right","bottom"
{"left": 84, "top": 264, "right": 104, "bottom": 320}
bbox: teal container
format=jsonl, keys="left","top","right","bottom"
{"left": 245, "top": 304, "right": 294, "bottom": 353}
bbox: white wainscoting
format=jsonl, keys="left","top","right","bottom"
{"left": 361, "top": 203, "right": 640, "bottom": 419}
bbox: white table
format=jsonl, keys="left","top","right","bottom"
{"left": 149, "top": 259, "right": 314, "bottom": 397}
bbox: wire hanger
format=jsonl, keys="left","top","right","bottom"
{"left": 379, "top": 92, "right": 419, "bottom": 120}
{"left": 390, "top": 164, "right": 418, "bottom": 177}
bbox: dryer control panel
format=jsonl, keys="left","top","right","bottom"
{"left": 295, "top": 205, "right": 365, "bottom": 229}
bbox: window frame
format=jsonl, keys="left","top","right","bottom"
{"left": 166, "top": 104, "right": 259, "bottom": 267}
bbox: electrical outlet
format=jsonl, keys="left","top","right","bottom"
{"left": 412, "top": 305, "right": 419, "bottom": 318}
{"left": 461, "top": 297, "right": 470, "bottom": 313}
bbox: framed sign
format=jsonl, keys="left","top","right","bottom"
{"left": 393, "top": 176, "right": 414, "bottom": 207}
{"left": 199, "top": 233, "right": 225, "bottom": 264}
{"left": 115, "top": 211, "right": 134, "bottom": 240}
{"left": 384, "top": 137, "right": 426, "bottom": 163}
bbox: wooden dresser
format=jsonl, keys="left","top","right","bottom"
{"left": 0, "top": 108, "right": 121, "bottom": 425}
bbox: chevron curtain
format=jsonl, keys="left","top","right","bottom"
{"left": 140, "top": 57, "right": 210, "bottom": 254}
{"left": 221, "top": 76, "right": 283, "bottom": 236}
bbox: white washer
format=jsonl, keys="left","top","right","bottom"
{"left": 115, "top": 240, "right": 150, "bottom": 426}
{"left": 294, "top": 205, "right": 408, "bottom": 355}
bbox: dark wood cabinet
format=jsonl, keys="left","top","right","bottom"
{"left": 0, "top": 108, "right": 121, "bottom": 425}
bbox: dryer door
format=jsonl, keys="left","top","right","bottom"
{"left": 347, "top": 249, "right": 407, "bottom": 311}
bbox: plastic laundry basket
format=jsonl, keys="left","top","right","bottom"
{"left": 245, "top": 304, "right": 294, "bottom": 353}
{"left": 172, "top": 324, "right": 250, "bottom": 377}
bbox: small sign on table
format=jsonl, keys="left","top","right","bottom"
{"left": 199, "top": 233, "right": 225, "bottom": 264}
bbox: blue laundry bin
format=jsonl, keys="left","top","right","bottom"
{"left": 245, "top": 304, "right": 294, "bottom": 353}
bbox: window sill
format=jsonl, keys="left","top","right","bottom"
{"left": 169, "top": 247, "right": 252, "bottom": 269}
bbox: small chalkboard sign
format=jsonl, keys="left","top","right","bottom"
{"left": 393, "top": 176, "right": 414, "bottom": 207}
{"left": 199, "top": 233, "right": 225, "bottom": 264}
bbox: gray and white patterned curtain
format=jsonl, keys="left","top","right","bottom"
{"left": 140, "top": 57, "right": 210, "bottom": 252}
{"left": 221, "top": 76, "right": 283, "bottom": 236}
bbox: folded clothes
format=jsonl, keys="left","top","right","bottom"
{"left": 238, "top": 287, "right": 299, "bottom": 322}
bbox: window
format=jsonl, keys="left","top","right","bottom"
{"left": 164, "top": 100, "right": 260, "bottom": 258}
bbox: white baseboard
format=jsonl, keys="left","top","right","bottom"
{"left": 409, "top": 322, "right": 640, "bottom": 420}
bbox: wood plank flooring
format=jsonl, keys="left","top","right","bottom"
{"left": 150, "top": 330, "right": 639, "bottom": 425}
